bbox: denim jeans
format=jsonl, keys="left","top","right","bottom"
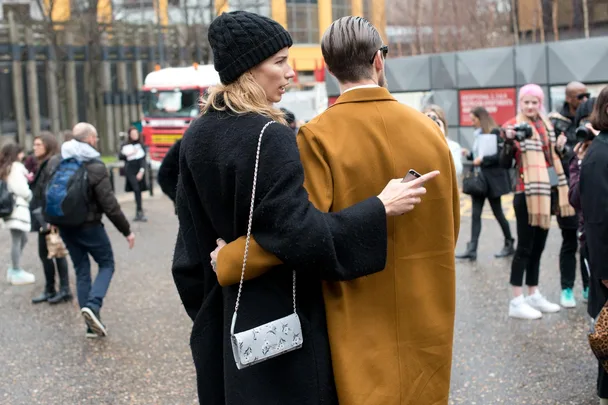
{"left": 60, "top": 224, "right": 115, "bottom": 312}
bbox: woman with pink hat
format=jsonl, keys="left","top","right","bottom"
{"left": 500, "top": 84, "right": 576, "bottom": 320}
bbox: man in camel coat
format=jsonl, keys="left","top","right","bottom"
{"left": 214, "top": 16, "right": 460, "bottom": 405}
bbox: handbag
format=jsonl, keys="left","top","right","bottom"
{"left": 230, "top": 121, "right": 303, "bottom": 370}
{"left": 589, "top": 306, "right": 608, "bottom": 373}
{"left": 45, "top": 227, "right": 69, "bottom": 259}
{"left": 462, "top": 166, "right": 487, "bottom": 197}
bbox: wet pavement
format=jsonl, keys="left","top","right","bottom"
{"left": 0, "top": 195, "right": 599, "bottom": 404}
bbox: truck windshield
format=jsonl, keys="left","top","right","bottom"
{"left": 142, "top": 89, "right": 199, "bottom": 118}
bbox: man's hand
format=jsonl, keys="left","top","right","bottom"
{"left": 556, "top": 134, "right": 568, "bottom": 151}
{"left": 377, "top": 171, "right": 440, "bottom": 216}
{"left": 210, "top": 238, "right": 227, "bottom": 273}
{"left": 473, "top": 157, "right": 483, "bottom": 166}
{"left": 126, "top": 232, "right": 135, "bottom": 249}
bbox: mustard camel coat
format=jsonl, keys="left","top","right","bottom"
{"left": 216, "top": 87, "right": 460, "bottom": 405}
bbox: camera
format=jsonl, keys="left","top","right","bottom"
{"left": 575, "top": 119, "right": 596, "bottom": 143}
{"left": 513, "top": 123, "right": 533, "bottom": 142}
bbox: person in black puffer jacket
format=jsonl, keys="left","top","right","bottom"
{"left": 157, "top": 138, "right": 180, "bottom": 208}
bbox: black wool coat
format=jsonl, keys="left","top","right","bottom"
{"left": 172, "top": 109, "right": 388, "bottom": 405}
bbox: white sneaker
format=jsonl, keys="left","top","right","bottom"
{"left": 526, "top": 290, "right": 561, "bottom": 313}
{"left": 509, "top": 295, "right": 543, "bottom": 320}
{"left": 6, "top": 268, "right": 36, "bottom": 286}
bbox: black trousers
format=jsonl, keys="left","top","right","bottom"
{"left": 38, "top": 232, "right": 69, "bottom": 292}
{"left": 559, "top": 228, "right": 590, "bottom": 290}
{"left": 510, "top": 193, "right": 549, "bottom": 287}
{"left": 126, "top": 172, "right": 143, "bottom": 212}
{"left": 470, "top": 195, "right": 512, "bottom": 244}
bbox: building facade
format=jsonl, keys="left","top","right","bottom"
{"left": 1, "top": 0, "right": 387, "bottom": 75}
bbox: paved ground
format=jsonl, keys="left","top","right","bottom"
{"left": 0, "top": 195, "right": 599, "bottom": 404}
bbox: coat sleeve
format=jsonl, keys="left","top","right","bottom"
{"left": 8, "top": 163, "right": 32, "bottom": 202}
{"left": 158, "top": 140, "right": 180, "bottom": 202}
{"left": 215, "top": 124, "right": 388, "bottom": 286}
{"left": 89, "top": 163, "right": 131, "bottom": 236}
{"left": 568, "top": 156, "right": 582, "bottom": 210}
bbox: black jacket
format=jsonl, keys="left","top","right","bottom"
{"left": 466, "top": 128, "right": 511, "bottom": 198}
{"left": 48, "top": 155, "right": 131, "bottom": 236}
{"left": 30, "top": 157, "right": 55, "bottom": 232}
{"left": 157, "top": 139, "right": 180, "bottom": 203}
{"left": 172, "top": 110, "right": 387, "bottom": 404}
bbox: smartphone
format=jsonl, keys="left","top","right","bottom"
{"left": 402, "top": 169, "right": 422, "bottom": 183}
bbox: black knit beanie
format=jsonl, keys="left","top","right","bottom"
{"left": 208, "top": 11, "right": 293, "bottom": 85}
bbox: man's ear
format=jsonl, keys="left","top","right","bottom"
{"left": 373, "top": 52, "right": 384, "bottom": 76}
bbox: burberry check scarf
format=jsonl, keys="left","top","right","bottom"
{"left": 517, "top": 113, "right": 575, "bottom": 229}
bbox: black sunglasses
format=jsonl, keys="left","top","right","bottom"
{"left": 577, "top": 92, "right": 591, "bottom": 100}
{"left": 370, "top": 45, "right": 389, "bottom": 64}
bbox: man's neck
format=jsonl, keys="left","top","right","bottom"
{"left": 340, "top": 79, "right": 378, "bottom": 94}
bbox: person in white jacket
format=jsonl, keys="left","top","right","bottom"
{"left": 0, "top": 143, "right": 35, "bottom": 285}
{"left": 422, "top": 104, "right": 464, "bottom": 176}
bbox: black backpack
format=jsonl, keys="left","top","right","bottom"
{"left": 44, "top": 158, "right": 90, "bottom": 227}
{"left": 0, "top": 179, "right": 15, "bottom": 219}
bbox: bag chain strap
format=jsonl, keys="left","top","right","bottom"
{"left": 233, "top": 121, "right": 297, "bottom": 319}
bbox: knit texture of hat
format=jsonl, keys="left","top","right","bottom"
{"left": 208, "top": 11, "right": 293, "bottom": 85}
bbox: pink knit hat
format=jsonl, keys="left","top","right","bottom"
{"left": 518, "top": 84, "right": 546, "bottom": 113}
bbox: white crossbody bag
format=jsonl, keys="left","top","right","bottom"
{"left": 230, "top": 121, "right": 304, "bottom": 370}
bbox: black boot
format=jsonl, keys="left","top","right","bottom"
{"left": 48, "top": 288, "right": 73, "bottom": 304}
{"left": 49, "top": 263, "right": 73, "bottom": 305}
{"left": 495, "top": 238, "right": 515, "bottom": 258}
{"left": 456, "top": 241, "right": 477, "bottom": 261}
{"left": 32, "top": 288, "right": 56, "bottom": 304}
{"left": 134, "top": 210, "right": 148, "bottom": 222}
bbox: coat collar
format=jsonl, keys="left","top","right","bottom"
{"left": 329, "top": 87, "right": 396, "bottom": 109}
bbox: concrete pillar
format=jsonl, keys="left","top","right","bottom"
{"left": 8, "top": 12, "right": 27, "bottom": 145}
{"left": 46, "top": 46, "right": 61, "bottom": 135}
{"left": 25, "top": 27, "right": 40, "bottom": 146}
{"left": 64, "top": 31, "right": 79, "bottom": 128}
{"left": 117, "top": 30, "right": 130, "bottom": 131}
{"left": 133, "top": 32, "right": 144, "bottom": 124}
{"left": 101, "top": 46, "right": 115, "bottom": 154}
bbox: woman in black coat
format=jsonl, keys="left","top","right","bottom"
{"left": 457, "top": 106, "right": 513, "bottom": 261}
{"left": 119, "top": 127, "right": 148, "bottom": 222}
{"left": 172, "top": 11, "right": 430, "bottom": 405}
{"left": 578, "top": 86, "right": 608, "bottom": 403}
{"left": 30, "top": 132, "right": 72, "bottom": 304}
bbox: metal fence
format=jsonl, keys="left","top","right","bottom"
{"left": 325, "top": 36, "right": 608, "bottom": 149}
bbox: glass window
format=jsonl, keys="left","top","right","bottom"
{"left": 332, "top": 0, "right": 351, "bottom": 20}
{"left": 287, "top": 0, "right": 319, "bottom": 44}
{"left": 143, "top": 89, "right": 200, "bottom": 118}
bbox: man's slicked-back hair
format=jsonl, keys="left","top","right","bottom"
{"left": 321, "top": 16, "right": 383, "bottom": 83}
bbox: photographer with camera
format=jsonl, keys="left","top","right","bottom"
{"left": 500, "top": 84, "right": 576, "bottom": 320}
{"left": 572, "top": 87, "right": 608, "bottom": 404}
{"left": 549, "top": 82, "right": 591, "bottom": 308}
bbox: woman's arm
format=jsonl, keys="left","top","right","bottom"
{"left": 568, "top": 156, "right": 582, "bottom": 209}
{"left": 448, "top": 141, "right": 463, "bottom": 177}
{"left": 215, "top": 124, "right": 388, "bottom": 286}
{"left": 8, "top": 163, "right": 33, "bottom": 202}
